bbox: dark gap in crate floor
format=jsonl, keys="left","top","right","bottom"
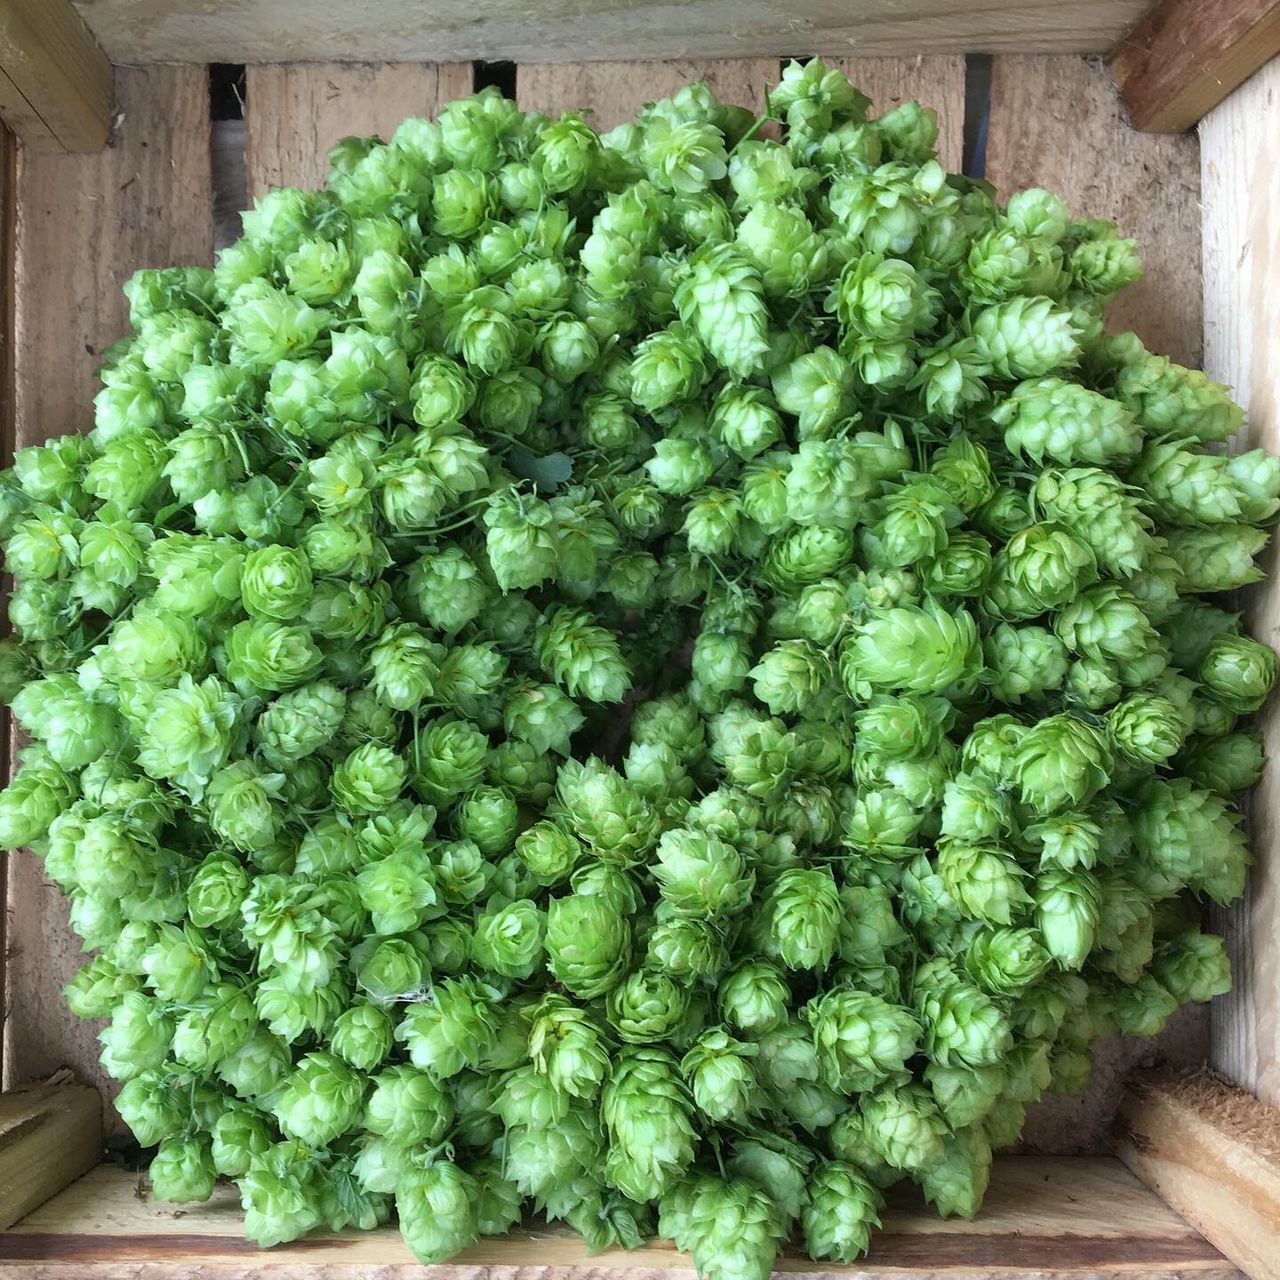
{"left": 209, "top": 64, "right": 246, "bottom": 119}
{"left": 209, "top": 64, "right": 247, "bottom": 251}
{"left": 475, "top": 61, "right": 514, "bottom": 99}
{"left": 964, "top": 52, "right": 992, "bottom": 178}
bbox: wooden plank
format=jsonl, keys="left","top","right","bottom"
{"left": 0, "top": 0, "right": 112, "bottom": 151}
{"left": 0, "top": 1082, "right": 100, "bottom": 1231}
{"left": 1199, "top": 55, "right": 1280, "bottom": 1107}
{"left": 4, "top": 66, "right": 213, "bottom": 1117}
{"left": 986, "top": 54, "right": 1203, "bottom": 368}
{"left": 517, "top": 60, "right": 779, "bottom": 132}
{"left": 244, "top": 63, "right": 473, "bottom": 199}
{"left": 0, "top": 125, "right": 13, "bottom": 1059}
{"left": 1116, "top": 1070, "right": 1280, "bottom": 1280}
{"left": 0, "top": 1158, "right": 1239, "bottom": 1279}
{"left": 71, "top": 0, "right": 1152, "bottom": 65}
{"left": 1110, "top": 0, "right": 1280, "bottom": 132}
{"left": 828, "top": 57, "right": 967, "bottom": 173}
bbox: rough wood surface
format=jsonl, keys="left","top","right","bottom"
{"left": 1110, "top": 0, "right": 1280, "bottom": 132}
{"left": 0, "top": 0, "right": 112, "bottom": 151}
{"left": 516, "top": 60, "right": 781, "bottom": 132}
{"left": 0, "top": 1158, "right": 1239, "bottom": 1279}
{"left": 986, "top": 54, "right": 1204, "bottom": 369}
{"left": 1116, "top": 1069, "right": 1280, "bottom": 1280}
{"left": 0, "top": 1082, "right": 100, "bottom": 1231}
{"left": 4, "top": 66, "right": 212, "bottom": 1116}
{"left": 69, "top": 0, "right": 1151, "bottom": 66}
{"left": 244, "top": 63, "right": 473, "bottom": 199}
{"left": 1199, "top": 55, "right": 1280, "bottom": 1109}
{"left": 828, "top": 57, "right": 967, "bottom": 173}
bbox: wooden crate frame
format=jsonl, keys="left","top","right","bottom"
{"left": 1, "top": 1, "right": 1279, "bottom": 1277}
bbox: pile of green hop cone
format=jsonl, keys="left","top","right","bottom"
{"left": 1, "top": 56, "right": 1275, "bottom": 1276}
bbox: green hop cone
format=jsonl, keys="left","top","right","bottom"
{"left": 396, "top": 1162, "right": 480, "bottom": 1263}
{"left": 802, "top": 1162, "right": 883, "bottom": 1262}
{"left": 546, "top": 892, "right": 631, "bottom": 998}
{"left": 680, "top": 1028, "right": 761, "bottom": 1125}
{"left": 1106, "top": 693, "right": 1186, "bottom": 764}
{"left": 1013, "top": 714, "right": 1113, "bottom": 815}
{"left": 805, "top": 987, "right": 920, "bottom": 1092}
{"left": 840, "top": 599, "right": 979, "bottom": 698}
{"left": 1198, "top": 634, "right": 1278, "bottom": 713}
{"left": 602, "top": 1046, "right": 697, "bottom": 1202}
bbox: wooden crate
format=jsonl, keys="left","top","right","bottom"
{"left": 1, "top": 1, "right": 1279, "bottom": 1276}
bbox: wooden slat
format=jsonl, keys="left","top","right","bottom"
{"left": 516, "top": 60, "right": 780, "bottom": 132}
{"left": 1116, "top": 1070, "right": 1280, "bottom": 1280}
{"left": 828, "top": 57, "right": 967, "bottom": 173}
{"left": 0, "top": 0, "right": 112, "bottom": 152}
{"left": 3, "top": 67, "right": 213, "bottom": 1117}
{"left": 1110, "top": 0, "right": 1280, "bottom": 132}
{"left": 0, "top": 1158, "right": 1239, "bottom": 1279}
{"left": 244, "top": 63, "right": 473, "bottom": 199}
{"left": 0, "top": 1083, "right": 100, "bottom": 1231}
{"left": 71, "top": 0, "right": 1152, "bottom": 65}
{"left": 0, "top": 125, "right": 14, "bottom": 1059}
{"left": 986, "top": 54, "right": 1204, "bottom": 368}
{"left": 1199, "top": 55, "right": 1280, "bottom": 1107}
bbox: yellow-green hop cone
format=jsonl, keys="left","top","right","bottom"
{"left": 674, "top": 243, "right": 770, "bottom": 378}
{"left": 1114, "top": 351, "right": 1243, "bottom": 443}
{"left": 680, "top": 1028, "right": 761, "bottom": 1125}
{"left": 925, "top": 1059, "right": 1006, "bottom": 1129}
{"left": 1013, "top": 713, "right": 1113, "bottom": 815}
{"left": 396, "top": 1161, "right": 480, "bottom": 1263}
{"left": 801, "top": 1161, "right": 884, "bottom": 1262}
{"left": 1166, "top": 525, "right": 1268, "bottom": 593}
{"left": 965, "top": 926, "right": 1051, "bottom": 996}
{"left": 545, "top": 892, "right": 631, "bottom": 998}
{"left": 994, "top": 376, "right": 1140, "bottom": 466}
{"left": 985, "top": 522, "right": 1097, "bottom": 620}
{"left": 764, "top": 866, "right": 842, "bottom": 970}
{"left": 1151, "top": 928, "right": 1231, "bottom": 1004}
{"left": 983, "top": 622, "right": 1069, "bottom": 704}
{"left": 607, "top": 968, "right": 692, "bottom": 1044}
{"left": 1033, "top": 868, "right": 1100, "bottom": 969}
{"left": 915, "top": 961, "right": 1013, "bottom": 1067}
{"left": 1177, "top": 728, "right": 1264, "bottom": 795}
{"left": 1032, "top": 466, "right": 1155, "bottom": 576}
{"left": 840, "top": 598, "right": 979, "bottom": 697}
{"left": 1199, "top": 633, "right": 1278, "bottom": 712}
{"left": 669, "top": 1176, "right": 787, "bottom": 1280}
{"left": 970, "top": 296, "right": 1082, "bottom": 378}
{"left": 806, "top": 986, "right": 920, "bottom": 1092}
{"left": 919, "top": 1127, "right": 992, "bottom": 1220}
{"left": 554, "top": 757, "right": 659, "bottom": 866}
{"left": 602, "top": 1046, "right": 696, "bottom": 1202}
{"left": 1105, "top": 692, "right": 1185, "bottom": 764}
{"left": 1132, "top": 778, "right": 1248, "bottom": 904}
{"left": 863, "top": 1082, "right": 948, "bottom": 1172}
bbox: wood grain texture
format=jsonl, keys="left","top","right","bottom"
{"left": 987, "top": 54, "right": 1204, "bottom": 368}
{"left": 4, "top": 66, "right": 212, "bottom": 1115}
{"left": 0, "top": 0, "right": 112, "bottom": 151}
{"left": 1110, "top": 0, "right": 1280, "bottom": 132}
{"left": 244, "top": 63, "right": 473, "bottom": 199}
{"left": 1199, "top": 56, "right": 1280, "bottom": 1108}
{"left": 1115, "top": 1070, "right": 1280, "bottom": 1280}
{"left": 0, "top": 1083, "right": 100, "bottom": 1230}
{"left": 70, "top": 0, "right": 1151, "bottom": 65}
{"left": 828, "top": 57, "right": 967, "bottom": 173}
{"left": 0, "top": 124, "right": 12, "bottom": 1059}
{"left": 0, "top": 1158, "right": 1239, "bottom": 1279}
{"left": 516, "top": 60, "right": 780, "bottom": 132}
